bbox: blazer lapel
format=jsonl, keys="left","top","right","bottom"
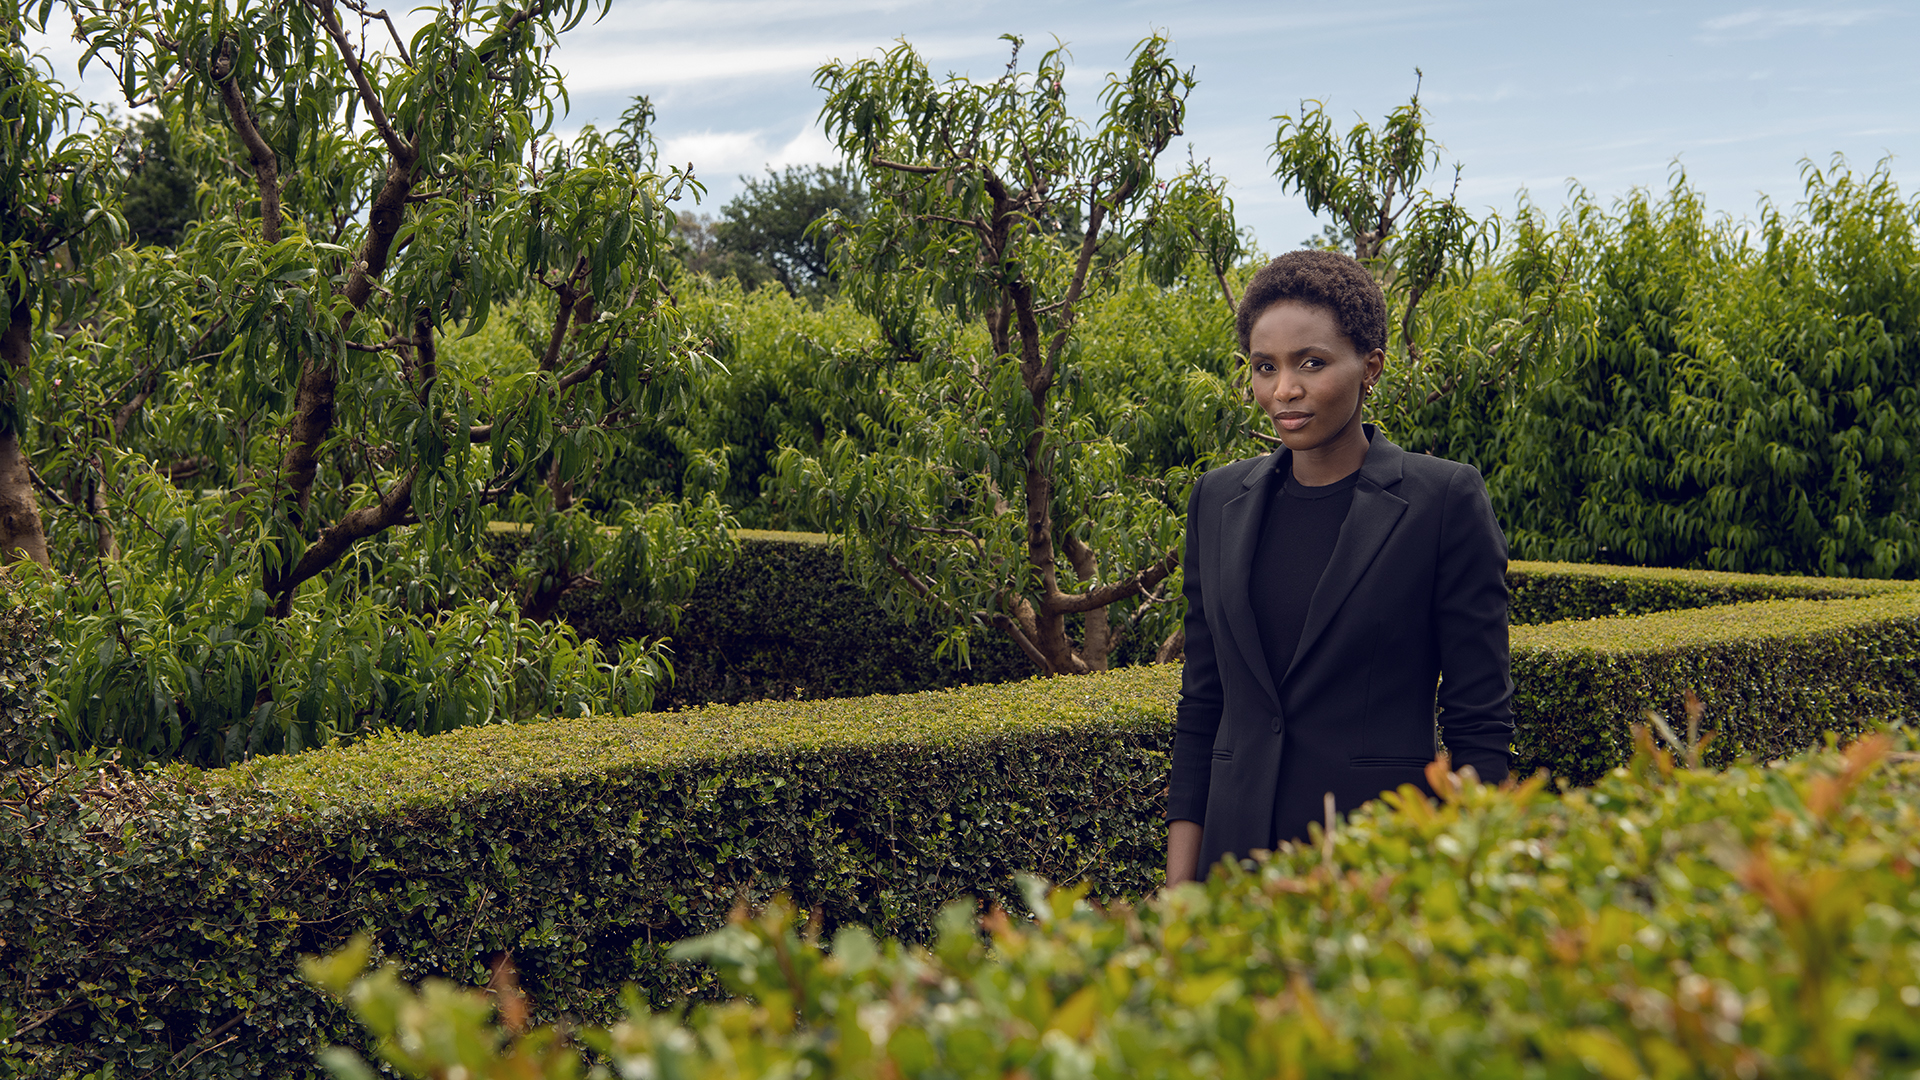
{"left": 1219, "top": 452, "right": 1284, "bottom": 712}
{"left": 1283, "top": 431, "right": 1408, "bottom": 684}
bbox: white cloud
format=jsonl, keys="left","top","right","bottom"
{"left": 659, "top": 122, "right": 841, "bottom": 180}
{"left": 557, "top": 32, "right": 1008, "bottom": 96}
{"left": 1697, "top": 7, "right": 1891, "bottom": 41}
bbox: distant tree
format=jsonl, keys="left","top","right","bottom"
{"left": 674, "top": 210, "right": 776, "bottom": 290}
{"left": 711, "top": 164, "right": 866, "bottom": 295}
{"left": 119, "top": 113, "right": 198, "bottom": 247}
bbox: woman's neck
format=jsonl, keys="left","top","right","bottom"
{"left": 1289, "top": 421, "right": 1371, "bottom": 486}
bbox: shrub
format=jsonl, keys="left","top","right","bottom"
{"left": 1511, "top": 591, "right": 1920, "bottom": 783}
{"left": 1507, "top": 558, "right": 1914, "bottom": 625}
{"left": 0, "top": 570, "right": 57, "bottom": 765}
{"left": 307, "top": 730, "right": 1920, "bottom": 1079}
{"left": 0, "top": 668, "right": 1172, "bottom": 1079}
{"left": 483, "top": 529, "right": 1039, "bottom": 707}
{"left": 1378, "top": 163, "right": 1920, "bottom": 579}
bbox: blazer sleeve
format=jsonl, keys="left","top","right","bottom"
{"left": 1433, "top": 465, "right": 1514, "bottom": 783}
{"left": 1168, "top": 471, "right": 1222, "bottom": 824}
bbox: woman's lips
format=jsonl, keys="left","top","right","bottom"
{"left": 1275, "top": 412, "right": 1311, "bottom": 431}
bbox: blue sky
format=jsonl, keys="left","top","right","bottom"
{"left": 33, "top": 1, "right": 1920, "bottom": 251}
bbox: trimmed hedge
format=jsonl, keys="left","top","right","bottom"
{"left": 0, "top": 669, "right": 1171, "bottom": 1079}
{"left": 1506, "top": 558, "right": 1913, "bottom": 625}
{"left": 1510, "top": 591, "right": 1920, "bottom": 784}
{"left": 321, "top": 729, "right": 1920, "bottom": 1078}
{"left": 491, "top": 529, "right": 1038, "bottom": 708}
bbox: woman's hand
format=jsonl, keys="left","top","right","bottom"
{"left": 1165, "top": 820, "right": 1203, "bottom": 886}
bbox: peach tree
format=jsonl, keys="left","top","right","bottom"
{"left": 775, "top": 35, "right": 1240, "bottom": 675}
{"left": 5, "top": 0, "right": 728, "bottom": 764}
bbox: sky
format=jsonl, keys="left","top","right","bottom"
{"left": 28, "top": 1, "right": 1920, "bottom": 251}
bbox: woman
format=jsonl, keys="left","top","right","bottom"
{"left": 1165, "top": 250, "right": 1513, "bottom": 884}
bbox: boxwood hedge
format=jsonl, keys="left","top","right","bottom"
{"left": 1506, "top": 558, "right": 1913, "bottom": 625}
{"left": 1510, "top": 591, "right": 1920, "bottom": 784}
{"left": 0, "top": 670, "right": 1172, "bottom": 1079}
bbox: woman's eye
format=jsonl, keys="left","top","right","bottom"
{"left": 1300, "top": 357, "right": 1325, "bottom": 370}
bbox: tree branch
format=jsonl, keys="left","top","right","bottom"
{"left": 211, "top": 37, "right": 282, "bottom": 244}
{"left": 540, "top": 256, "right": 588, "bottom": 371}
{"left": 991, "top": 611, "right": 1053, "bottom": 675}
{"left": 268, "top": 465, "right": 417, "bottom": 615}
{"left": 1045, "top": 548, "right": 1178, "bottom": 614}
{"left": 869, "top": 154, "right": 940, "bottom": 175}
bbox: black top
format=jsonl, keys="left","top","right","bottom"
{"left": 1251, "top": 467, "right": 1359, "bottom": 682}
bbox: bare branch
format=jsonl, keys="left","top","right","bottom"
{"left": 268, "top": 466, "right": 418, "bottom": 615}
{"left": 883, "top": 550, "right": 935, "bottom": 600}
{"left": 343, "top": 337, "right": 409, "bottom": 353}
{"left": 338, "top": 0, "right": 414, "bottom": 65}
{"left": 540, "top": 256, "right": 589, "bottom": 371}
{"left": 556, "top": 350, "right": 609, "bottom": 394}
{"left": 991, "top": 610, "right": 1053, "bottom": 674}
{"left": 25, "top": 465, "right": 72, "bottom": 508}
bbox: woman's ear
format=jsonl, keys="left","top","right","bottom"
{"left": 1365, "top": 348, "right": 1386, "bottom": 384}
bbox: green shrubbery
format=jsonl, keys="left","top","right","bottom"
{"left": 310, "top": 729, "right": 1920, "bottom": 1079}
{"left": 6, "top": 562, "right": 1918, "bottom": 1076}
{"left": 0, "top": 670, "right": 1172, "bottom": 1079}
{"left": 0, "top": 571, "right": 57, "bottom": 765}
{"left": 1506, "top": 558, "right": 1914, "bottom": 624}
{"left": 1512, "top": 590, "right": 1920, "bottom": 783}
{"left": 493, "top": 530, "right": 1037, "bottom": 707}
{"left": 1379, "top": 165, "right": 1920, "bottom": 579}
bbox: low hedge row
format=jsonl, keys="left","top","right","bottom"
{"left": 315, "top": 728, "right": 1920, "bottom": 1078}
{"left": 1505, "top": 558, "right": 1912, "bottom": 625}
{"left": 1510, "top": 590, "right": 1920, "bottom": 783}
{"left": 514, "top": 527, "right": 1919, "bottom": 707}
{"left": 0, "top": 669, "right": 1172, "bottom": 1079}
{"left": 490, "top": 529, "right": 1038, "bottom": 708}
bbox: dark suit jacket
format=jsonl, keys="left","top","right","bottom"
{"left": 1169, "top": 428, "right": 1513, "bottom": 870}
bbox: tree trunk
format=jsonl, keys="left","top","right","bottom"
{"left": 0, "top": 298, "right": 48, "bottom": 566}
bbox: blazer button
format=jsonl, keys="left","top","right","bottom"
{"left": 1270, "top": 712, "right": 1284, "bottom": 733}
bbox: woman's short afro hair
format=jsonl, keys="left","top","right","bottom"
{"left": 1236, "top": 250, "right": 1387, "bottom": 355}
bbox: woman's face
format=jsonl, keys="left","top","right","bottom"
{"left": 1247, "top": 301, "right": 1384, "bottom": 457}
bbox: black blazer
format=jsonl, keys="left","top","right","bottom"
{"left": 1169, "top": 428, "right": 1513, "bottom": 870}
